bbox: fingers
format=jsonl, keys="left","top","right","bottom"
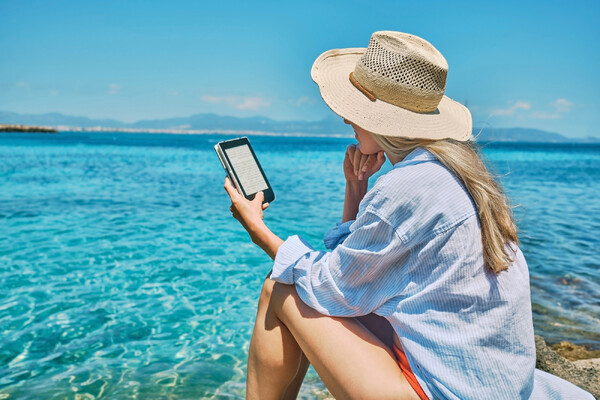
{"left": 253, "top": 192, "right": 270, "bottom": 215}
{"left": 362, "top": 152, "right": 380, "bottom": 173}
{"left": 223, "top": 177, "right": 241, "bottom": 201}
{"left": 348, "top": 145, "right": 374, "bottom": 180}
{"left": 345, "top": 144, "right": 356, "bottom": 164}
{"left": 229, "top": 204, "right": 241, "bottom": 220}
{"left": 254, "top": 193, "right": 266, "bottom": 220}
{"left": 346, "top": 144, "right": 383, "bottom": 182}
{"left": 357, "top": 152, "right": 386, "bottom": 180}
{"left": 358, "top": 155, "right": 366, "bottom": 180}
{"left": 360, "top": 155, "right": 374, "bottom": 180}
{"left": 345, "top": 144, "right": 359, "bottom": 180}
{"left": 252, "top": 191, "right": 264, "bottom": 205}
{"left": 353, "top": 147, "right": 362, "bottom": 177}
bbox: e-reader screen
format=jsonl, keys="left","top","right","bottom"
{"left": 224, "top": 144, "right": 268, "bottom": 195}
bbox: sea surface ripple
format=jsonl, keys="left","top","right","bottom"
{"left": 0, "top": 132, "right": 598, "bottom": 399}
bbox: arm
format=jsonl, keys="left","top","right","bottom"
{"left": 342, "top": 145, "right": 385, "bottom": 223}
{"left": 271, "top": 209, "right": 407, "bottom": 317}
{"left": 247, "top": 222, "right": 284, "bottom": 260}
{"left": 223, "top": 178, "right": 283, "bottom": 259}
{"left": 342, "top": 181, "right": 368, "bottom": 223}
{"left": 223, "top": 145, "right": 384, "bottom": 259}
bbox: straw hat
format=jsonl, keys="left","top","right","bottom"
{"left": 311, "top": 31, "right": 472, "bottom": 141}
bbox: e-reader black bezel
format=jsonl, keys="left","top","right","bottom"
{"left": 215, "top": 137, "right": 275, "bottom": 204}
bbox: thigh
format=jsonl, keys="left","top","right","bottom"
{"left": 356, "top": 313, "right": 396, "bottom": 350}
{"left": 270, "top": 282, "right": 420, "bottom": 400}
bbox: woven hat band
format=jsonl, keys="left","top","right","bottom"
{"left": 351, "top": 33, "right": 448, "bottom": 113}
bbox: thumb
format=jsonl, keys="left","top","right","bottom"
{"left": 224, "top": 177, "right": 239, "bottom": 198}
{"left": 253, "top": 191, "right": 264, "bottom": 205}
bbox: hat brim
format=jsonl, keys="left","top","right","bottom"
{"left": 311, "top": 48, "right": 472, "bottom": 141}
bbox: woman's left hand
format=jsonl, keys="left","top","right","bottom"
{"left": 224, "top": 177, "right": 270, "bottom": 234}
{"left": 344, "top": 145, "right": 386, "bottom": 182}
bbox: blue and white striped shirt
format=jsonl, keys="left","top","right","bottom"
{"left": 270, "top": 148, "right": 592, "bottom": 399}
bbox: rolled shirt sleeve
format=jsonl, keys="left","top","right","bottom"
{"left": 270, "top": 210, "right": 408, "bottom": 317}
{"left": 322, "top": 220, "right": 353, "bottom": 250}
{"left": 269, "top": 235, "right": 314, "bottom": 284}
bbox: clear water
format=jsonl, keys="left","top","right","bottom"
{"left": 1, "top": 132, "right": 599, "bottom": 399}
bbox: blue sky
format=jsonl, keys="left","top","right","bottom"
{"left": 1, "top": 0, "right": 599, "bottom": 138}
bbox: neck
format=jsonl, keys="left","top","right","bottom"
{"left": 385, "top": 151, "right": 404, "bottom": 165}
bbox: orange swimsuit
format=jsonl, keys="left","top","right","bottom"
{"left": 392, "top": 342, "right": 429, "bottom": 400}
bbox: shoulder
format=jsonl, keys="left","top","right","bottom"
{"left": 360, "top": 148, "right": 477, "bottom": 244}
{"left": 365, "top": 148, "right": 475, "bottom": 213}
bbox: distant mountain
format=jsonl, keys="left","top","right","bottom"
{"left": 0, "top": 111, "right": 351, "bottom": 136}
{"left": 475, "top": 127, "right": 571, "bottom": 142}
{"left": 1, "top": 110, "right": 598, "bottom": 142}
{"left": 129, "top": 113, "right": 350, "bottom": 135}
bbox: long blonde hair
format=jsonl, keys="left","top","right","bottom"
{"left": 371, "top": 134, "right": 518, "bottom": 273}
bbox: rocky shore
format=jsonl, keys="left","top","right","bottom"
{"left": 0, "top": 124, "right": 57, "bottom": 133}
{"left": 536, "top": 335, "right": 599, "bottom": 398}
{"left": 314, "top": 336, "right": 599, "bottom": 399}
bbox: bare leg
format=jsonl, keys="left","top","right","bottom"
{"left": 247, "top": 279, "right": 307, "bottom": 400}
{"left": 247, "top": 279, "right": 420, "bottom": 400}
{"left": 282, "top": 352, "right": 310, "bottom": 400}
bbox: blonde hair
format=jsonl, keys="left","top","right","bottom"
{"left": 371, "top": 134, "right": 518, "bottom": 273}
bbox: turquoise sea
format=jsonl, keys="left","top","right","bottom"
{"left": 1, "top": 131, "right": 599, "bottom": 399}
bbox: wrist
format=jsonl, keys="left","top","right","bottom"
{"left": 346, "top": 179, "right": 368, "bottom": 194}
{"left": 343, "top": 180, "right": 368, "bottom": 223}
{"left": 249, "top": 222, "right": 284, "bottom": 259}
{"left": 346, "top": 177, "right": 368, "bottom": 186}
{"left": 248, "top": 219, "right": 268, "bottom": 239}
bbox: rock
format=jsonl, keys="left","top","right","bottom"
{"left": 551, "top": 340, "right": 600, "bottom": 361}
{"left": 535, "top": 335, "right": 599, "bottom": 398}
{"left": 574, "top": 358, "right": 600, "bottom": 370}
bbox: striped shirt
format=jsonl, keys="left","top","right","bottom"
{"left": 270, "top": 148, "right": 592, "bottom": 399}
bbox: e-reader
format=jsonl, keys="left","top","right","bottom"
{"left": 214, "top": 137, "right": 275, "bottom": 204}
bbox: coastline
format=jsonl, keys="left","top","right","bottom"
{"left": 0, "top": 124, "right": 356, "bottom": 138}
{"left": 536, "top": 336, "right": 599, "bottom": 397}
{"left": 1, "top": 122, "right": 599, "bottom": 143}
{"left": 41, "top": 125, "right": 355, "bottom": 138}
{"left": 0, "top": 124, "right": 57, "bottom": 133}
{"left": 2, "top": 125, "right": 600, "bottom": 144}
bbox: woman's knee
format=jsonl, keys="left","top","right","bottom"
{"left": 271, "top": 281, "right": 300, "bottom": 308}
{"left": 259, "top": 279, "right": 315, "bottom": 327}
{"left": 258, "top": 277, "right": 276, "bottom": 307}
{"left": 257, "top": 280, "right": 298, "bottom": 333}
{"left": 259, "top": 276, "right": 295, "bottom": 305}
{"left": 260, "top": 275, "right": 295, "bottom": 301}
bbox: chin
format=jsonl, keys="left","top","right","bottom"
{"left": 359, "top": 146, "right": 376, "bottom": 155}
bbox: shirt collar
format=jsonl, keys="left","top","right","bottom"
{"left": 394, "top": 147, "right": 437, "bottom": 168}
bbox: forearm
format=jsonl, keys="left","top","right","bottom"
{"left": 248, "top": 222, "right": 285, "bottom": 260}
{"left": 342, "top": 180, "right": 368, "bottom": 223}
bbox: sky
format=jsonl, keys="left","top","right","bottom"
{"left": 1, "top": 0, "right": 599, "bottom": 138}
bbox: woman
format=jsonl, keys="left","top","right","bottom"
{"left": 223, "top": 31, "right": 592, "bottom": 399}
